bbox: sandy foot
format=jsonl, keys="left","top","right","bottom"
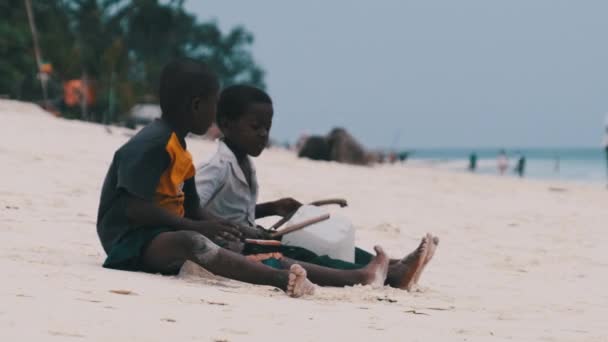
{"left": 410, "top": 234, "right": 439, "bottom": 287}
{"left": 386, "top": 235, "right": 429, "bottom": 290}
{"left": 286, "top": 264, "right": 316, "bottom": 298}
{"left": 361, "top": 246, "right": 390, "bottom": 287}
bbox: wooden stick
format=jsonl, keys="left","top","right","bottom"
{"left": 244, "top": 239, "right": 282, "bottom": 246}
{"left": 269, "top": 211, "right": 296, "bottom": 231}
{"left": 309, "top": 198, "right": 348, "bottom": 207}
{"left": 269, "top": 198, "right": 347, "bottom": 231}
{"left": 270, "top": 214, "right": 330, "bottom": 239}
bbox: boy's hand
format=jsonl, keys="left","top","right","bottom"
{"left": 190, "top": 220, "right": 243, "bottom": 242}
{"left": 220, "top": 240, "right": 245, "bottom": 253}
{"left": 241, "top": 225, "right": 271, "bottom": 240}
{"left": 272, "top": 198, "right": 302, "bottom": 217}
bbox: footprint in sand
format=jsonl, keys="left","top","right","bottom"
{"left": 373, "top": 223, "right": 401, "bottom": 236}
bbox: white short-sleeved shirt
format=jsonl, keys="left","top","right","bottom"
{"left": 195, "top": 140, "right": 258, "bottom": 227}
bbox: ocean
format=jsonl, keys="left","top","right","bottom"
{"left": 406, "top": 148, "right": 608, "bottom": 184}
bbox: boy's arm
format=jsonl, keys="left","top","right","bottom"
{"left": 255, "top": 198, "right": 302, "bottom": 218}
{"left": 183, "top": 177, "right": 205, "bottom": 220}
{"left": 116, "top": 143, "right": 240, "bottom": 242}
{"left": 125, "top": 195, "right": 242, "bottom": 241}
{"left": 255, "top": 202, "right": 279, "bottom": 219}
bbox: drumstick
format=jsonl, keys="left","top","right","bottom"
{"left": 270, "top": 214, "right": 330, "bottom": 239}
{"left": 309, "top": 198, "right": 348, "bottom": 207}
{"left": 269, "top": 211, "right": 296, "bottom": 231}
{"left": 244, "top": 239, "right": 282, "bottom": 246}
{"left": 269, "top": 198, "right": 347, "bottom": 230}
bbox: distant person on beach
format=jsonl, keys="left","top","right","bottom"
{"left": 514, "top": 154, "right": 526, "bottom": 178}
{"left": 388, "top": 152, "right": 398, "bottom": 164}
{"left": 604, "top": 126, "right": 608, "bottom": 182}
{"left": 398, "top": 151, "right": 409, "bottom": 163}
{"left": 468, "top": 152, "right": 477, "bottom": 172}
{"left": 96, "top": 59, "right": 315, "bottom": 297}
{"left": 497, "top": 150, "right": 509, "bottom": 175}
{"left": 195, "top": 85, "right": 438, "bottom": 290}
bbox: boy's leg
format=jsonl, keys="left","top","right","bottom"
{"left": 353, "top": 247, "right": 406, "bottom": 265}
{"left": 308, "top": 255, "right": 364, "bottom": 270}
{"left": 358, "top": 246, "right": 426, "bottom": 266}
{"left": 141, "top": 230, "right": 315, "bottom": 297}
{"left": 278, "top": 245, "right": 366, "bottom": 270}
{"left": 247, "top": 244, "right": 371, "bottom": 270}
{"left": 279, "top": 246, "right": 389, "bottom": 287}
{"left": 287, "top": 234, "right": 437, "bottom": 290}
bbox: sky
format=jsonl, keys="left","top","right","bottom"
{"left": 185, "top": 0, "right": 608, "bottom": 149}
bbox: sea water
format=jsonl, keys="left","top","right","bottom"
{"left": 407, "top": 148, "right": 608, "bottom": 183}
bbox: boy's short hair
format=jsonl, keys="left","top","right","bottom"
{"left": 159, "top": 58, "right": 219, "bottom": 119}
{"left": 217, "top": 85, "right": 272, "bottom": 123}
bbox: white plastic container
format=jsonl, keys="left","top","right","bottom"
{"left": 281, "top": 205, "right": 355, "bottom": 262}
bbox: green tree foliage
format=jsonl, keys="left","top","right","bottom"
{"left": 0, "top": 0, "right": 265, "bottom": 122}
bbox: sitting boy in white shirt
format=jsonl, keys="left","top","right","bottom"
{"left": 196, "top": 85, "right": 438, "bottom": 290}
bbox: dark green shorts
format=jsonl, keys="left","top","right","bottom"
{"left": 102, "top": 227, "right": 171, "bottom": 272}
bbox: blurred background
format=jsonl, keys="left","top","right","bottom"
{"left": 2, "top": 0, "right": 608, "bottom": 182}
{"left": 1, "top": 0, "right": 265, "bottom": 124}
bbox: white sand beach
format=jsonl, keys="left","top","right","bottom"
{"left": 1, "top": 100, "right": 607, "bottom": 341}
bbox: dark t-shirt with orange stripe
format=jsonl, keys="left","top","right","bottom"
{"left": 96, "top": 120, "right": 199, "bottom": 254}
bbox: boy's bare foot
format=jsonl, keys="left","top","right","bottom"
{"left": 410, "top": 234, "right": 439, "bottom": 286}
{"left": 286, "top": 264, "right": 316, "bottom": 298}
{"left": 386, "top": 235, "right": 429, "bottom": 290}
{"left": 359, "top": 246, "right": 390, "bottom": 287}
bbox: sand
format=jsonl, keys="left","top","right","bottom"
{"left": 1, "top": 100, "right": 607, "bottom": 341}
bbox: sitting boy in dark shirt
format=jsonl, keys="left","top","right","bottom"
{"left": 96, "top": 59, "right": 315, "bottom": 297}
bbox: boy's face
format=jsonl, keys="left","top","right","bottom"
{"left": 222, "top": 102, "right": 273, "bottom": 157}
{"left": 189, "top": 93, "right": 218, "bottom": 135}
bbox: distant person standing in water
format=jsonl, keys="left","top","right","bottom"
{"left": 514, "top": 154, "right": 526, "bottom": 178}
{"left": 497, "top": 150, "right": 509, "bottom": 175}
{"left": 468, "top": 152, "right": 477, "bottom": 172}
{"left": 604, "top": 126, "right": 608, "bottom": 184}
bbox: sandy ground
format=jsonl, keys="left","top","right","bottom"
{"left": 1, "top": 100, "right": 607, "bottom": 341}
